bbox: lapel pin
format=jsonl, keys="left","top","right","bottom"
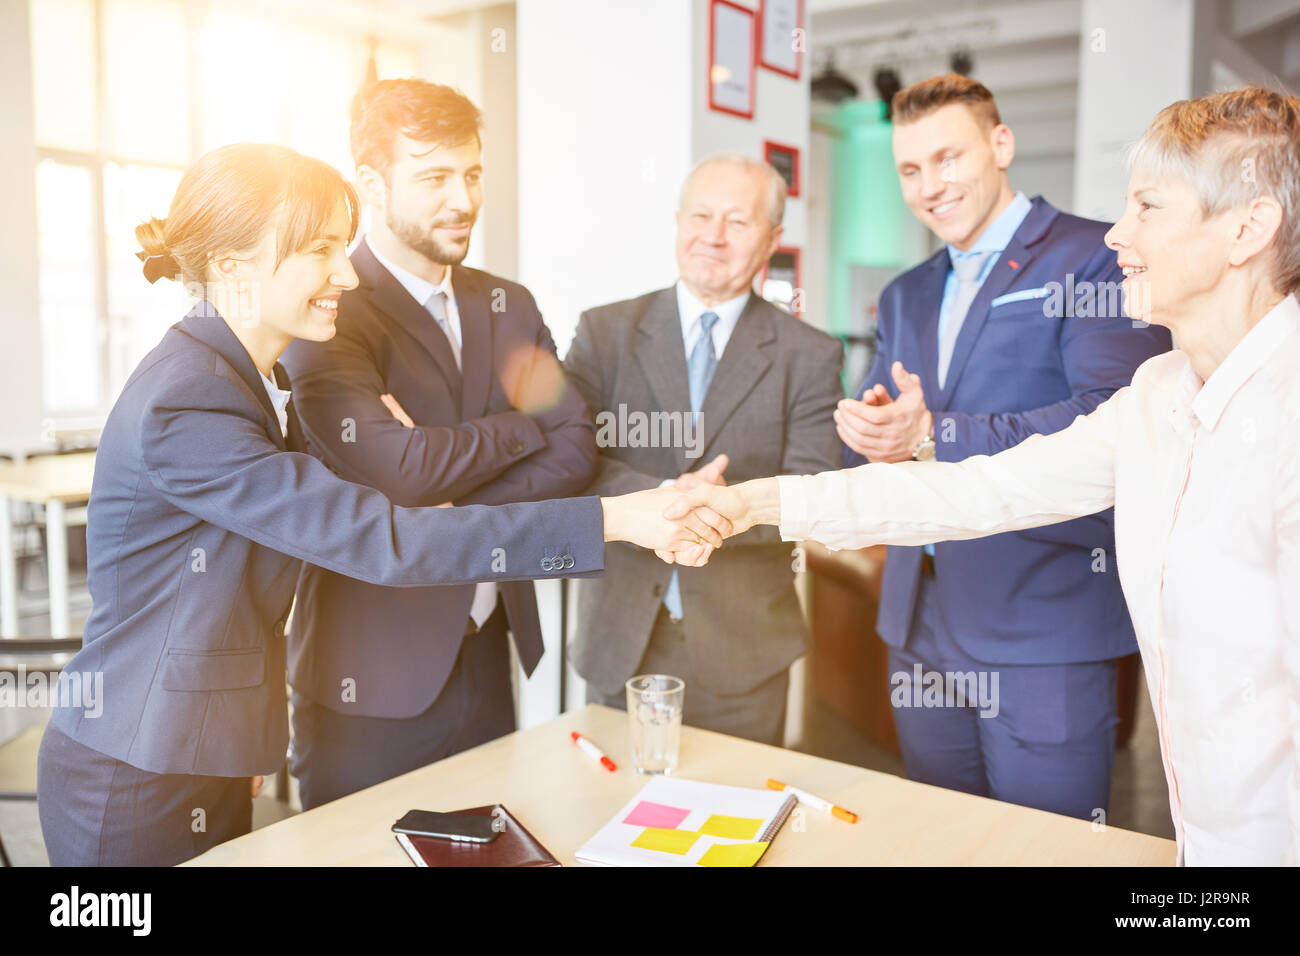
{"left": 1008, "top": 259, "right": 1020, "bottom": 269}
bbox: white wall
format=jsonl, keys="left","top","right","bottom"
{"left": 1073, "top": 0, "right": 1205, "bottom": 221}
{"left": 517, "top": 0, "right": 694, "bottom": 356}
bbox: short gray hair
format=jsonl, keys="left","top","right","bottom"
{"left": 678, "top": 152, "right": 787, "bottom": 227}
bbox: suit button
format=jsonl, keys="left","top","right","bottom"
{"left": 562, "top": 555, "right": 575, "bottom": 570}
{"left": 509, "top": 439, "right": 526, "bottom": 456}
{"left": 541, "top": 557, "right": 555, "bottom": 572}
{"left": 652, "top": 584, "right": 664, "bottom": 597}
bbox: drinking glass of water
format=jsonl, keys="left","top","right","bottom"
{"left": 625, "top": 674, "right": 684, "bottom": 774}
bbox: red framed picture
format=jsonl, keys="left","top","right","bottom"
{"left": 763, "top": 139, "right": 800, "bottom": 198}
{"left": 762, "top": 246, "right": 802, "bottom": 318}
{"left": 759, "top": 0, "right": 804, "bottom": 80}
{"left": 708, "top": 0, "right": 756, "bottom": 120}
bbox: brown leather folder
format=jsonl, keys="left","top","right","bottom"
{"left": 394, "top": 804, "right": 561, "bottom": 867}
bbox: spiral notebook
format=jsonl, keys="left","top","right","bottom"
{"left": 575, "top": 777, "right": 797, "bottom": 867}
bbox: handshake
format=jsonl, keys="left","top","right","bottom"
{"left": 599, "top": 454, "right": 783, "bottom": 566}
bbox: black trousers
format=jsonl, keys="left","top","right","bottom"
{"left": 289, "top": 602, "right": 516, "bottom": 810}
{"left": 37, "top": 722, "right": 252, "bottom": 866}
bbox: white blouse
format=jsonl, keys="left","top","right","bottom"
{"left": 778, "top": 294, "right": 1300, "bottom": 866}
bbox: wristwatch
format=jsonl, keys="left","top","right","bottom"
{"left": 912, "top": 429, "right": 936, "bottom": 462}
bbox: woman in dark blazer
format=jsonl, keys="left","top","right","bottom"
{"left": 35, "top": 143, "right": 718, "bottom": 866}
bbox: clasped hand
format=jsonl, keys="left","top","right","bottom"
{"left": 602, "top": 455, "right": 775, "bottom": 567}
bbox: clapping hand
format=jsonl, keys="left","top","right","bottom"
{"left": 835, "top": 361, "right": 933, "bottom": 463}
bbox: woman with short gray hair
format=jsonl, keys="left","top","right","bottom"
{"left": 678, "top": 85, "right": 1300, "bottom": 866}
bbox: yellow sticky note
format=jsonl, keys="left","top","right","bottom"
{"left": 632, "top": 827, "right": 700, "bottom": 855}
{"left": 698, "top": 814, "right": 763, "bottom": 841}
{"left": 697, "top": 841, "right": 770, "bottom": 867}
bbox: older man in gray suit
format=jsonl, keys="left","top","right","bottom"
{"left": 564, "top": 153, "right": 843, "bottom": 744}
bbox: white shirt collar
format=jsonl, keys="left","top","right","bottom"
{"left": 1188, "top": 294, "right": 1300, "bottom": 431}
{"left": 258, "top": 368, "right": 291, "bottom": 438}
{"left": 675, "top": 280, "right": 750, "bottom": 357}
{"left": 366, "top": 235, "right": 455, "bottom": 309}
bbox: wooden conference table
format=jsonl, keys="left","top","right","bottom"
{"left": 190, "top": 704, "right": 1176, "bottom": 866}
{"left": 0, "top": 452, "right": 96, "bottom": 639}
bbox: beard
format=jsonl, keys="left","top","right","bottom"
{"left": 386, "top": 205, "right": 473, "bottom": 266}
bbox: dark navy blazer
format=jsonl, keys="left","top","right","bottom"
{"left": 847, "top": 196, "right": 1172, "bottom": 665}
{"left": 48, "top": 303, "right": 603, "bottom": 776}
{"left": 281, "top": 242, "right": 597, "bottom": 719}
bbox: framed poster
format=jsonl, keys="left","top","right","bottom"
{"left": 759, "top": 0, "right": 803, "bottom": 79}
{"left": 763, "top": 139, "right": 800, "bottom": 197}
{"left": 762, "top": 246, "right": 802, "bottom": 317}
{"left": 709, "top": 0, "right": 756, "bottom": 119}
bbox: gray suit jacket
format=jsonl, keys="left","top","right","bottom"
{"left": 564, "top": 287, "right": 844, "bottom": 696}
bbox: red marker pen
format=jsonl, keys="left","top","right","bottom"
{"left": 571, "top": 731, "right": 617, "bottom": 771}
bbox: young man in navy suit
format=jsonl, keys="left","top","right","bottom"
{"left": 281, "top": 80, "right": 598, "bottom": 808}
{"left": 834, "top": 75, "right": 1171, "bottom": 820}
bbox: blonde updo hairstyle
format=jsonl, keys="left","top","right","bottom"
{"left": 135, "top": 143, "right": 359, "bottom": 286}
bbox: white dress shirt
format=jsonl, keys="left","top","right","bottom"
{"left": 367, "top": 237, "right": 464, "bottom": 362}
{"left": 365, "top": 236, "right": 497, "bottom": 628}
{"left": 258, "top": 369, "right": 290, "bottom": 438}
{"left": 778, "top": 294, "right": 1300, "bottom": 866}
{"left": 675, "top": 280, "right": 749, "bottom": 361}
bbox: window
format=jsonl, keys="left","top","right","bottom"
{"left": 30, "top": 0, "right": 418, "bottom": 417}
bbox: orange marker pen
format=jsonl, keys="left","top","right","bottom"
{"left": 766, "top": 778, "right": 858, "bottom": 823}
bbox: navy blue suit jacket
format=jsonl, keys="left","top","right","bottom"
{"left": 847, "top": 196, "right": 1172, "bottom": 665}
{"left": 49, "top": 303, "right": 603, "bottom": 776}
{"left": 280, "top": 243, "right": 597, "bottom": 718}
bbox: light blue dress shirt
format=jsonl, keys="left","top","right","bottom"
{"left": 926, "top": 191, "right": 1032, "bottom": 559}
{"left": 935, "top": 191, "right": 1034, "bottom": 358}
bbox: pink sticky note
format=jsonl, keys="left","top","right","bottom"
{"left": 623, "top": 800, "right": 691, "bottom": 830}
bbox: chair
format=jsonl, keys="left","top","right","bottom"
{"left": 0, "top": 635, "right": 82, "bottom": 866}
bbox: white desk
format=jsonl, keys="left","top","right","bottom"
{"left": 190, "top": 704, "right": 1177, "bottom": 866}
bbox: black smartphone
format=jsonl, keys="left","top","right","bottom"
{"left": 391, "top": 809, "right": 501, "bottom": 843}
